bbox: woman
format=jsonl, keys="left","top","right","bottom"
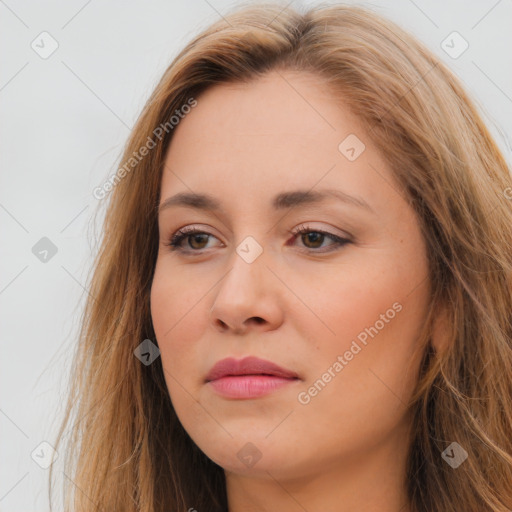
{"left": 50, "top": 3, "right": 512, "bottom": 511}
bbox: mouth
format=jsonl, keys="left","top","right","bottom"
{"left": 207, "top": 374, "right": 300, "bottom": 399}
{"left": 205, "top": 356, "right": 300, "bottom": 399}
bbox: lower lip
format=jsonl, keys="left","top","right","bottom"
{"left": 208, "top": 375, "right": 298, "bottom": 399}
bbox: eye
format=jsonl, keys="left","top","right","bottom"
{"left": 290, "top": 223, "right": 351, "bottom": 253}
{"left": 163, "top": 224, "right": 351, "bottom": 254}
{"left": 164, "top": 226, "right": 221, "bottom": 253}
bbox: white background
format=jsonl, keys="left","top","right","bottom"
{"left": 1, "top": 0, "right": 511, "bottom": 510}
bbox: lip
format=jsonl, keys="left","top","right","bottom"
{"left": 205, "top": 356, "right": 300, "bottom": 399}
{"left": 206, "top": 356, "right": 298, "bottom": 381}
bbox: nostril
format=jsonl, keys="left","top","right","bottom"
{"left": 216, "top": 319, "right": 228, "bottom": 329}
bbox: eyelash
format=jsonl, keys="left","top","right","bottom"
{"left": 164, "top": 224, "right": 351, "bottom": 255}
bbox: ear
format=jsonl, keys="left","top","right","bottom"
{"left": 430, "top": 300, "right": 451, "bottom": 355}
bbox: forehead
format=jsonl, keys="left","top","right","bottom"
{"left": 160, "top": 70, "right": 395, "bottom": 214}
{"left": 167, "top": 70, "right": 349, "bottom": 144}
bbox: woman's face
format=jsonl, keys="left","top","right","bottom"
{"left": 150, "top": 70, "right": 431, "bottom": 480}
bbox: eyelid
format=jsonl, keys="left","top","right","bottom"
{"left": 291, "top": 222, "right": 352, "bottom": 240}
{"left": 164, "top": 224, "right": 224, "bottom": 252}
{"left": 288, "top": 224, "right": 352, "bottom": 253}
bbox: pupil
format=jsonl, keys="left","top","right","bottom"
{"left": 304, "top": 232, "right": 323, "bottom": 248}
{"left": 190, "top": 234, "right": 207, "bottom": 249}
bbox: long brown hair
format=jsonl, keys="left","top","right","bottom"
{"left": 49, "top": 2, "right": 512, "bottom": 511}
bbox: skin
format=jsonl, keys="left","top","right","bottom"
{"left": 150, "top": 69, "right": 437, "bottom": 512}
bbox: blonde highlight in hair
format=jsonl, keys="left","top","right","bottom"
{"left": 49, "top": 2, "right": 512, "bottom": 511}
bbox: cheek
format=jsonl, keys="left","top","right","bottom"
{"left": 150, "top": 264, "right": 207, "bottom": 381}
{"left": 286, "top": 258, "right": 411, "bottom": 351}
{"left": 293, "top": 256, "right": 428, "bottom": 403}
{"left": 289, "top": 276, "right": 427, "bottom": 460}
{"left": 150, "top": 267, "right": 211, "bottom": 432}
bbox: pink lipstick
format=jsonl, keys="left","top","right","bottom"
{"left": 205, "top": 356, "right": 299, "bottom": 399}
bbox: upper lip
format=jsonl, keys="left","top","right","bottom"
{"left": 205, "top": 356, "right": 299, "bottom": 382}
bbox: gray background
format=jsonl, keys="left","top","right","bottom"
{"left": 1, "top": 0, "right": 511, "bottom": 510}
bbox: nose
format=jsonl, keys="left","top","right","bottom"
{"left": 209, "top": 249, "right": 284, "bottom": 335}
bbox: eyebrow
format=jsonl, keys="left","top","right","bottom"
{"left": 158, "top": 188, "right": 375, "bottom": 215}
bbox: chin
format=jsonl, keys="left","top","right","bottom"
{"left": 195, "top": 433, "right": 303, "bottom": 477}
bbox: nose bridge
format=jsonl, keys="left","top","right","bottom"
{"left": 219, "top": 236, "right": 268, "bottom": 301}
{"left": 209, "top": 234, "right": 282, "bottom": 332}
